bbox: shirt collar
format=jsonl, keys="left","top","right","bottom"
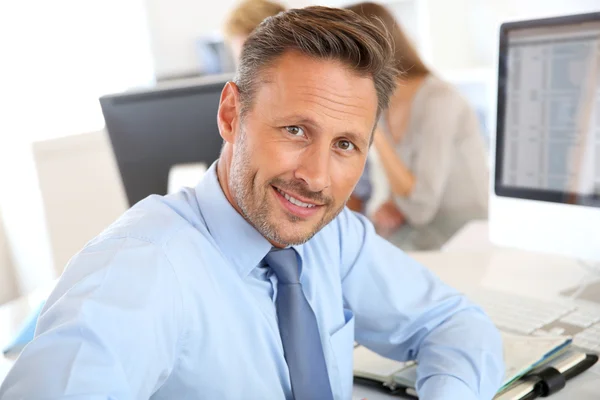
{"left": 194, "top": 161, "right": 305, "bottom": 277}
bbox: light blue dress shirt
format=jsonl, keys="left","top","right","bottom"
{"left": 0, "top": 163, "right": 503, "bottom": 400}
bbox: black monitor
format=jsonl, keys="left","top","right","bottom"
{"left": 489, "top": 12, "right": 600, "bottom": 262}
{"left": 99, "top": 76, "right": 230, "bottom": 206}
{"left": 494, "top": 12, "right": 600, "bottom": 206}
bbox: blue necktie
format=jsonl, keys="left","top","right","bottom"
{"left": 265, "top": 248, "right": 334, "bottom": 400}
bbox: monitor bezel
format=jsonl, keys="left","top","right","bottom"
{"left": 494, "top": 12, "right": 600, "bottom": 206}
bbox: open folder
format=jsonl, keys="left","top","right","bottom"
{"left": 354, "top": 332, "right": 598, "bottom": 399}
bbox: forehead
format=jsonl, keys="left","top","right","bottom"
{"left": 250, "top": 51, "right": 379, "bottom": 135}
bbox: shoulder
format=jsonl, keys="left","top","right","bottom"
{"left": 411, "top": 75, "right": 479, "bottom": 137}
{"left": 67, "top": 187, "right": 215, "bottom": 284}
{"left": 90, "top": 188, "right": 209, "bottom": 249}
{"left": 56, "top": 188, "right": 213, "bottom": 314}
{"left": 60, "top": 187, "right": 210, "bottom": 284}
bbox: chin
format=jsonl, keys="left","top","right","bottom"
{"left": 268, "top": 220, "right": 320, "bottom": 246}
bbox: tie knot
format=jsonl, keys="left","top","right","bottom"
{"left": 264, "top": 248, "right": 299, "bottom": 284}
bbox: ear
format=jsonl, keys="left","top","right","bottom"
{"left": 217, "top": 82, "right": 241, "bottom": 144}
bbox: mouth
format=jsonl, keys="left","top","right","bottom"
{"left": 272, "top": 185, "right": 323, "bottom": 219}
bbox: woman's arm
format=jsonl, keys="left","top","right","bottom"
{"left": 373, "top": 128, "right": 415, "bottom": 197}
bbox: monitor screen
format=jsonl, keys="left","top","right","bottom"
{"left": 495, "top": 14, "right": 600, "bottom": 207}
{"left": 100, "top": 78, "right": 227, "bottom": 206}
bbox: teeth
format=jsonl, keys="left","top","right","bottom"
{"left": 276, "top": 188, "right": 315, "bottom": 208}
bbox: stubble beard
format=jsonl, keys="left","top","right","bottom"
{"left": 229, "top": 129, "right": 345, "bottom": 246}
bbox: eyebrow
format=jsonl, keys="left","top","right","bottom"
{"left": 273, "top": 114, "right": 370, "bottom": 149}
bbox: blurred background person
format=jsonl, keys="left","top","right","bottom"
{"left": 223, "top": 0, "right": 286, "bottom": 62}
{"left": 346, "top": 2, "right": 489, "bottom": 250}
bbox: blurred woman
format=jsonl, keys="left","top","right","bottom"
{"left": 223, "top": 0, "right": 285, "bottom": 61}
{"left": 347, "top": 2, "right": 489, "bottom": 250}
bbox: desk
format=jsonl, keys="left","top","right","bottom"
{"left": 1, "top": 222, "right": 599, "bottom": 398}
{"left": 355, "top": 220, "right": 600, "bottom": 399}
{"left": 441, "top": 219, "right": 493, "bottom": 251}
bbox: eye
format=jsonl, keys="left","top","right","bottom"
{"left": 336, "top": 139, "right": 355, "bottom": 152}
{"left": 285, "top": 126, "right": 305, "bottom": 137}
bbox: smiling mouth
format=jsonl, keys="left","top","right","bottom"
{"left": 273, "top": 187, "right": 320, "bottom": 208}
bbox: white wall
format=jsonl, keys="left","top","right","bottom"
{"left": 145, "top": 0, "right": 600, "bottom": 78}
{"left": 428, "top": 0, "right": 600, "bottom": 71}
{"left": 0, "top": 0, "right": 155, "bottom": 299}
{"left": 145, "top": 0, "right": 239, "bottom": 77}
{"left": 0, "top": 215, "right": 17, "bottom": 305}
{"left": 145, "top": 0, "right": 320, "bottom": 77}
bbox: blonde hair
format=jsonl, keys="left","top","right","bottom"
{"left": 224, "top": 0, "right": 286, "bottom": 38}
{"left": 346, "top": 2, "right": 429, "bottom": 78}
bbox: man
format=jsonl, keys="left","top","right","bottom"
{"left": 0, "top": 7, "right": 503, "bottom": 400}
{"left": 223, "top": 0, "right": 285, "bottom": 62}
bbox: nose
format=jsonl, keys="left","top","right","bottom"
{"left": 293, "top": 144, "right": 331, "bottom": 193}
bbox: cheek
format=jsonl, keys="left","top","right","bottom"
{"left": 257, "top": 141, "right": 300, "bottom": 175}
{"left": 331, "top": 159, "right": 364, "bottom": 198}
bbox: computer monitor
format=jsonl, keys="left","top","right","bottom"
{"left": 99, "top": 75, "right": 231, "bottom": 206}
{"left": 490, "top": 12, "right": 600, "bottom": 262}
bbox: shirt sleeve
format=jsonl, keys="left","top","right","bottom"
{"left": 338, "top": 208, "right": 504, "bottom": 399}
{"left": 393, "top": 91, "right": 463, "bottom": 226}
{"left": 0, "top": 236, "right": 184, "bottom": 399}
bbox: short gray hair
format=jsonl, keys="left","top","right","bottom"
{"left": 234, "top": 6, "right": 397, "bottom": 117}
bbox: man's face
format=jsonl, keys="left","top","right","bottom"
{"left": 224, "top": 52, "right": 378, "bottom": 246}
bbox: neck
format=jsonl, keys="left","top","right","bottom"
{"left": 216, "top": 145, "right": 243, "bottom": 217}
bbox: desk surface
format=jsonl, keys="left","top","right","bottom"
{"left": 2, "top": 221, "right": 599, "bottom": 398}
{"left": 356, "top": 221, "right": 600, "bottom": 399}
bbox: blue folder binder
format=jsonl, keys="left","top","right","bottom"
{"left": 2, "top": 300, "right": 45, "bottom": 357}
